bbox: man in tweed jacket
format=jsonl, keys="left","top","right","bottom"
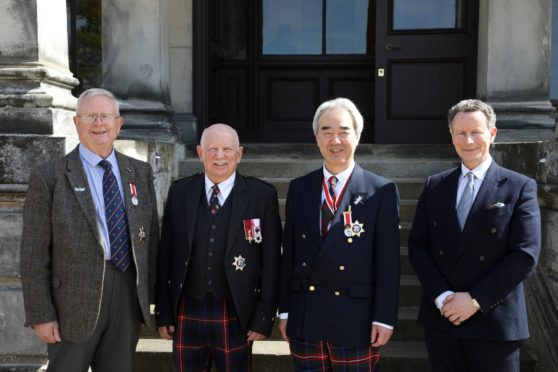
{"left": 20, "top": 88, "right": 159, "bottom": 372}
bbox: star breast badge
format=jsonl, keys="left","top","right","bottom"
{"left": 232, "top": 255, "right": 247, "bottom": 271}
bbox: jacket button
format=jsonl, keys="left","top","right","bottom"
{"left": 334, "top": 291, "right": 340, "bottom": 296}
{"left": 309, "top": 285, "right": 315, "bottom": 291}
{"left": 490, "top": 227, "right": 496, "bottom": 234}
{"left": 185, "top": 261, "right": 188, "bottom": 267}
{"left": 168, "top": 280, "right": 171, "bottom": 285}
{"left": 301, "top": 234, "right": 306, "bottom": 239}
{"left": 439, "top": 250, "right": 444, "bottom": 256}
{"left": 179, "top": 283, "right": 182, "bottom": 288}
{"left": 302, "top": 262, "right": 307, "bottom": 267}
{"left": 339, "top": 266, "right": 345, "bottom": 271}
{"left": 479, "top": 256, "right": 485, "bottom": 261}
{"left": 433, "top": 221, "right": 438, "bottom": 227}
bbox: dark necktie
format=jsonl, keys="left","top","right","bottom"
{"left": 457, "top": 172, "right": 475, "bottom": 230}
{"left": 209, "top": 185, "right": 221, "bottom": 214}
{"left": 321, "top": 176, "right": 338, "bottom": 237}
{"left": 99, "top": 160, "right": 131, "bottom": 271}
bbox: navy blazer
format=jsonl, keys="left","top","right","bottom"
{"left": 408, "top": 161, "right": 541, "bottom": 341}
{"left": 279, "top": 164, "right": 401, "bottom": 347}
{"left": 155, "top": 173, "right": 282, "bottom": 337}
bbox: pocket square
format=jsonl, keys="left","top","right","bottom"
{"left": 488, "top": 202, "right": 506, "bottom": 209}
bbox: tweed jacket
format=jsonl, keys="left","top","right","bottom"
{"left": 408, "top": 161, "right": 541, "bottom": 340}
{"left": 279, "top": 164, "right": 401, "bottom": 347}
{"left": 155, "top": 172, "right": 282, "bottom": 337}
{"left": 20, "top": 146, "right": 159, "bottom": 343}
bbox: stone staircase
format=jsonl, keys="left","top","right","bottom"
{"left": 133, "top": 143, "right": 537, "bottom": 371}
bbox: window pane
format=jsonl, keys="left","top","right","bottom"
{"left": 393, "top": 0, "right": 461, "bottom": 30}
{"left": 326, "top": 0, "right": 370, "bottom": 54}
{"left": 262, "top": 0, "right": 322, "bottom": 55}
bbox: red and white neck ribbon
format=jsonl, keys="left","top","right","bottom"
{"left": 322, "top": 175, "right": 350, "bottom": 215}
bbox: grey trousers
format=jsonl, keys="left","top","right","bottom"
{"left": 46, "top": 263, "right": 142, "bottom": 372}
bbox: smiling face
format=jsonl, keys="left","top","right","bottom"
{"left": 450, "top": 110, "right": 497, "bottom": 170}
{"left": 197, "top": 124, "right": 243, "bottom": 184}
{"left": 315, "top": 108, "right": 359, "bottom": 175}
{"left": 73, "top": 94, "right": 123, "bottom": 158}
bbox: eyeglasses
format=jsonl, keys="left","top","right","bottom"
{"left": 77, "top": 113, "right": 120, "bottom": 124}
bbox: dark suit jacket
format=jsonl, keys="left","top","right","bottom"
{"left": 20, "top": 146, "right": 159, "bottom": 343}
{"left": 155, "top": 172, "right": 282, "bottom": 336}
{"left": 279, "top": 164, "right": 401, "bottom": 347}
{"left": 408, "top": 161, "right": 541, "bottom": 341}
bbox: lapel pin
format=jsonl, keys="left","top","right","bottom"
{"left": 74, "top": 187, "right": 86, "bottom": 192}
{"left": 353, "top": 195, "right": 363, "bottom": 205}
{"left": 138, "top": 226, "right": 146, "bottom": 243}
{"left": 233, "top": 255, "right": 246, "bottom": 271}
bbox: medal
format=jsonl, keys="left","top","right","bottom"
{"left": 244, "top": 218, "right": 263, "bottom": 244}
{"left": 233, "top": 255, "right": 246, "bottom": 271}
{"left": 129, "top": 182, "right": 138, "bottom": 206}
{"left": 138, "top": 226, "right": 145, "bottom": 243}
{"left": 343, "top": 206, "right": 365, "bottom": 241}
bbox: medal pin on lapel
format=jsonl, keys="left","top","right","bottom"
{"left": 129, "top": 182, "right": 139, "bottom": 206}
{"left": 233, "top": 255, "right": 246, "bottom": 271}
{"left": 138, "top": 226, "right": 146, "bottom": 243}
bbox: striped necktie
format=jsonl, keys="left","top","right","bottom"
{"left": 99, "top": 160, "right": 131, "bottom": 271}
{"left": 321, "top": 176, "right": 338, "bottom": 237}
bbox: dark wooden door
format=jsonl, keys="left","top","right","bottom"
{"left": 374, "top": 0, "right": 479, "bottom": 143}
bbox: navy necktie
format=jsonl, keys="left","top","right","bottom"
{"left": 209, "top": 185, "right": 221, "bottom": 214}
{"left": 457, "top": 172, "right": 475, "bottom": 230}
{"left": 99, "top": 160, "right": 131, "bottom": 271}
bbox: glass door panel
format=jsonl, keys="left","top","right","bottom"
{"left": 326, "top": 0, "right": 371, "bottom": 54}
{"left": 392, "top": 0, "right": 461, "bottom": 30}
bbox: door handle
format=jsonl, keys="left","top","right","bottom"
{"left": 385, "top": 43, "right": 401, "bottom": 51}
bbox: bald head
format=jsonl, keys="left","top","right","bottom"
{"left": 197, "top": 123, "right": 243, "bottom": 184}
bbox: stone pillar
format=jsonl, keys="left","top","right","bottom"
{"left": 0, "top": 0, "right": 77, "bottom": 366}
{"left": 102, "top": 0, "right": 177, "bottom": 142}
{"left": 477, "top": 0, "right": 556, "bottom": 141}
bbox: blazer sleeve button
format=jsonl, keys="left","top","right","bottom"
{"left": 439, "top": 250, "right": 444, "bottom": 256}
{"left": 479, "top": 256, "right": 485, "bottom": 261}
{"left": 490, "top": 227, "right": 497, "bottom": 234}
{"left": 433, "top": 221, "right": 438, "bottom": 227}
{"left": 301, "top": 234, "right": 306, "bottom": 239}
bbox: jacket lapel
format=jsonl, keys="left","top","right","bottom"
{"left": 300, "top": 170, "right": 323, "bottom": 243}
{"left": 442, "top": 168, "right": 462, "bottom": 235}
{"left": 457, "top": 162, "right": 503, "bottom": 257}
{"left": 186, "top": 175, "right": 204, "bottom": 249}
{"left": 226, "top": 173, "right": 250, "bottom": 253}
{"left": 65, "top": 148, "right": 102, "bottom": 246}
{"left": 320, "top": 165, "right": 367, "bottom": 255}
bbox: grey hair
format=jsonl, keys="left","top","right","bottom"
{"left": 448, "top": 99, "right": 496, "bottom": 131}
{"left": 76, "top": 88, "right": 120, "bottom": 116}
{"left": 312, "top": 98, "right": 364, "bottom": 139}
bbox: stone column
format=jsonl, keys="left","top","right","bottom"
{"left": 0, "top": 0, "right": 77, "bottom": 365}
{"left": 102, "top": 0, "right": 177, "bottom": 142}
{"left": 477, "top": 0, "right": 556, "bottom": 141}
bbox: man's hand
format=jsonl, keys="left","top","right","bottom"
{"left": 247, "top": 330, "right": 266, "bottom": 341}
{"left": 441, "top": 292, "right": 480, "bottom": 325}
{"left": 158, "top": 325, "right": 175, "bottom": 340}
{"left": 278, "top": 319, "right": 289, "bottom": 342}
{"left": 370, "top": 324, "right": 393, "bottom": 347}
{"left": 34, "top": 321, "right": 62, "bottom": 344}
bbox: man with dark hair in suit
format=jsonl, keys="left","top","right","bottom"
{"left": 278, "top": 98, "right": 401, "bottom": 371}
{"left": 155, "top": 123, "right": 282, "bottom": 371}
{"left": 408, "top": 99, "right": 541, "bottom": 372}
{"left": 20, "top": 88, "right": 160, "bottom": 372}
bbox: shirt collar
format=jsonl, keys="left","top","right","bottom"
{"left": 323, "top": 162, "right": 355, "bottom": 184}
{"left": 79, "top": 144, "right": 117, "bottom": 168}
{"left": 461, "top": 155, "right": 492, "bottom": 181}
{"left": 204, "top": 172, "right": 236, "bottom": 195}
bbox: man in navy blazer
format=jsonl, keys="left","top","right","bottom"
{"left": 278, "top": 98, "right": 400, "bottom": 371}
{"left": 408, "top": 99, "right": 541, "bottom": 372}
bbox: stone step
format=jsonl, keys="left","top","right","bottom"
{"left": 179, "top": 158, "right": 459, "bottom": 180}
{"left": 400, "top": 247, "right": 416, "bottom": 276}
{"left": 186, "top": 143, "right": 457, "bottom": 160}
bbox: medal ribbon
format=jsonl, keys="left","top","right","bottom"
{"left": 129, "top": 183, "right": 137, "bottom": 198}
{"left": 322, "top": 174, "right": 351, "bottom": 215}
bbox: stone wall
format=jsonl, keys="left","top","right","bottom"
{"left": 492, "top": 141, "right": 558, "bottom": 372}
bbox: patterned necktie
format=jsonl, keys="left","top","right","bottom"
{"left": 457, "top": 172, "right": 475, "bottom": 230}
{"left": 99, "top": 160, "right": 131, "bottom": 271}
{"left": 209, "top": 185, "right": 221, "bottom": 214}
{"left": 321, "top": 176, "right": 338, "bottom": 237}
